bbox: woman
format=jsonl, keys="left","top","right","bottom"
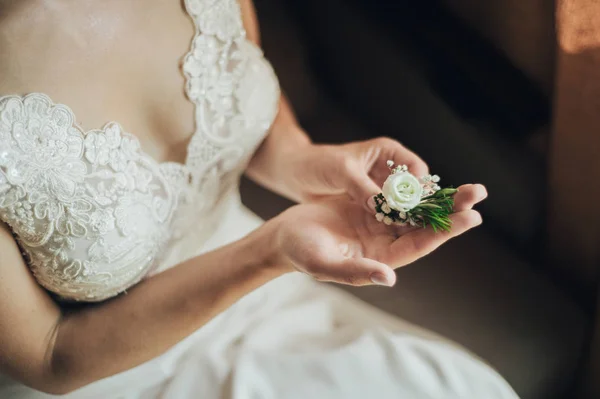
{"left": 0, "top": 0, "right": 518, "bottom": 397}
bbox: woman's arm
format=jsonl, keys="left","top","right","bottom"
{"left": 0, "top": 188, "right": 485, "bottom": 394}
{"left": 246, "top": 93, "right": 313, "bottom": 202}
{"left": 241, "top": 0, "right": 429, "bottom": 208}
{"left": 0, "top": 220, "right": 285, "bottom": 395}
{"left": 239, "top": 0, "right": 314, "bottom": 201}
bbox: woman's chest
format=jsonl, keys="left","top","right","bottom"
{"left": 0, "top": 0, "right": 280, "bottom": 301}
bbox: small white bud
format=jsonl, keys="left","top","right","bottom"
{"left": 383, "top": 216, "right": 393, "bottom": 225}
{"left": 376, "top": 213, "right": 384, "bottom": 222}
{"left": 431, "top": 175, "right": 440, "bottom": 183}
{"left": 399, "top": 211, "right": 407, "bottom": 219}
{"left": 433, "top": 185, "right": 441, "bottom": 191}
{"left": 386, "top": 160, "right": 394, "bottom": 168}
{"left": 381, "top": 203, "right": 391, "bottom": 213}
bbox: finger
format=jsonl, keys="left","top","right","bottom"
{"left": 386, "top": 209, "right": 482, "bottom": 268}
{"left": 453, "top": 184, "right": 488, "bottom": 212}
{"left": 316, "top": 257, "right": 397, "bottom": 287}
{"left": 344, "top": 164, "right": 382, "bottom": 213}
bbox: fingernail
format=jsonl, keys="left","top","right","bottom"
{"left": 480, "top": 187, "right": 488, "bottom": 201}
{"left": 370, "top": 272, "right": 393, "bottom": 287}
{"left": 367, "top": 196, "right": 377, "bottom": 211}
{"left": 476, "top": 185, "right": 488, "bottom": 201}
{"left": 475, "top": 213, "right": 483, "bottom": 226}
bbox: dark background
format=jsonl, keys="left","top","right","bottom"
{"left": 240, "top": 1, "right": 590, "bottom": 398}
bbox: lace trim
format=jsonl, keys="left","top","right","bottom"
{"left": 0, "top": 0, "right": 280, "bottom": 301}
{"left": 0, "top": 94, "right": 176, "bottom": 301}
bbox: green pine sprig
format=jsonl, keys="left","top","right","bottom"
{"left": 373, "top": 188, "right": 458, "bottom": 232}
{"left": 409, "top": 188, "right": 457, "bottom": 232}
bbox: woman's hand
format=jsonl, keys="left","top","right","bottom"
{"left": 271, "top": 183, "right": 487, "bottom": 287}
{"left": 285, "top": 137, "right": 429, "bottom": 211}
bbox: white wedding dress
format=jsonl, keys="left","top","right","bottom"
{"left": 0, "top": 0, "right": 519, "bottom": 398}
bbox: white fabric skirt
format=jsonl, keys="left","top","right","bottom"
{"left": 1, "top": 201, "right": 519, "bottom": 399}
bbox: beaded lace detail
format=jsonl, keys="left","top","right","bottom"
{"left": 0, "top": 0, "right": 280, "bottom": 301}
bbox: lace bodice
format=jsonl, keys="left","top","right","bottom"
{"left": 0, "top": 0, "right": 280, "bottom": 301}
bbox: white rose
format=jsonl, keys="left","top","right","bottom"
{"left": 381, "top": 172, "right": 423, "bottom": 212}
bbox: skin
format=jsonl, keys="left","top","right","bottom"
{"left": 0, "top": 0, "right": 488, "bottom": 394}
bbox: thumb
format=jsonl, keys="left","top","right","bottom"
{"left": 345, "top": 168, "right": 381, "bottom": 213}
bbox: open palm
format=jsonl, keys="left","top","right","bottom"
{"left": 277, "top": 184, "right": 487, "bottom": 286}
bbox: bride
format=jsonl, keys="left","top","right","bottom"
{"left": 0, "top": 0, "right": 518, "bottom": 398}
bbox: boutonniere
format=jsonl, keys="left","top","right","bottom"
{"left": 373, "top": 160, "right": 457, "bottom": 232}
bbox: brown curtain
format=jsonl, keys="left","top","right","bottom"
{"left": 552, "top": 1, "right": 600, "bottom": 396}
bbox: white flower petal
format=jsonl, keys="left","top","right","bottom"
{"left": 382, "top": 171, "right": 423, "bottom": 212}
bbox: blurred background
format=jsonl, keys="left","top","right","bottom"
{"left": 240, "top": 1, "right": 600, "bottom": 398}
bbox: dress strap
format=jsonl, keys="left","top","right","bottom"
{"left": 183, "top": 0, "right": 246, "bottom": 41}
